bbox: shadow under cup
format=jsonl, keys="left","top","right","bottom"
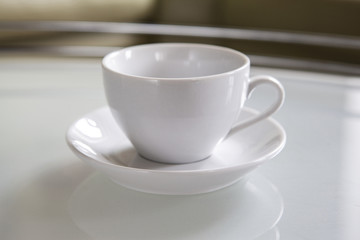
{"left": 102, "top": 43, "right": 256, "bottom": 164}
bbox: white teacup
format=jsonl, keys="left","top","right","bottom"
{"left": 102, "top": 43, "right": 284, "bottom": 164}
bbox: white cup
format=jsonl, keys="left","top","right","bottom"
{"left": 102, "top": 43, "right": 284, "bottom": 164}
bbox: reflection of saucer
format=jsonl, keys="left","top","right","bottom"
{"left": 68, "top": 173, "right": 283, "bottom": 240}
{"left": 66, "top": 107, "right": 286, "bottom": 195}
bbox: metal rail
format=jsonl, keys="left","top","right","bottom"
{"left": 1, "top": 21, "right": 360, "bottom": 75}
{"left": 1, "top": 21, "right": 360, "bottom": 49}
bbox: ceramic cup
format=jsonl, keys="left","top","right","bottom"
{"left": 102, "top": 43, "right": 284, "bottom": 164}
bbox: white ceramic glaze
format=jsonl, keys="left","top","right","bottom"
{"left": 66, "top": 107, "right": 286, "bottom": 195}
{"left": 102, "top": 43, "right": 285, "bottom": 164}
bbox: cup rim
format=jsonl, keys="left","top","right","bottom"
{"left": 102, "top": 43, "right": 250, "bottom": 81}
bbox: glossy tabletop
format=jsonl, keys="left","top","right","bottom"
{"left": 1, "top": 56, "right": 359, "bottom": 240}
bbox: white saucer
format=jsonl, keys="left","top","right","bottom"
{"left": 66, "top": 107, "right": 286, "bottom": 195}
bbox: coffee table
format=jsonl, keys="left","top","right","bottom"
{"left": 1, "top": 24, "right": 359, "bottom": 239}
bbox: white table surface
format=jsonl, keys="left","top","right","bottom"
{"left": 1, "top": 56, "right": 360, "bottom": 240}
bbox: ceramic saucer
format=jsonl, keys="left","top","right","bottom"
{"left": 66, "top": 107, "right": 286, "bottom": 195}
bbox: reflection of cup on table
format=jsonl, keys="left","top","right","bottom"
{"left": 68, "top": 173, "right": 283, "bottom": 240}
{"left": 102, "top": 43, "right": 285, "bottom": 164}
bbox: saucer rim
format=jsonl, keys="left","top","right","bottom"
{"left": 66, "top": 107, "right": 286, "bottom": 175}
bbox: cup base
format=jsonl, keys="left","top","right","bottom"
{"left": 138, "top": 153, "right": 212, "bottom": 165}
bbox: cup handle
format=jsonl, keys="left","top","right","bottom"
{"left": 227, "top": 75, "right": 285, "bottom": 137}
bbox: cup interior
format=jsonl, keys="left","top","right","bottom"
{"left": 103, "top": 43, "right": 248, "bottom": 79}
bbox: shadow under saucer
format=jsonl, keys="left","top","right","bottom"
{"left": 68, "top": 173, "right": 283, "bottom": 240}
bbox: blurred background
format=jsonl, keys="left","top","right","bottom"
{"left": 1, "top": 0, "right": 360, "bottom": 74}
